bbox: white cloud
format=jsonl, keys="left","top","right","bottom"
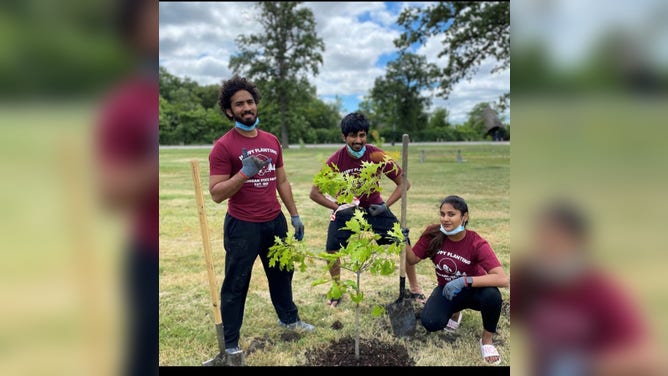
{"left": 305, "top": 2, "right": 386, "bottom": 22}
{"left": 417, "top": 34, "right": 509, "bottom": 123}
{"left": 159, "top": 2, "right": 509, "bottom": 120}
{"left": 310, "top": 14, "right": 400, "bottom": 96}
{"left": 159, "top": 2, "right": 262, "bottom": 85}
{"left": 512, "top": 0, "right": 668, "bottom": 69}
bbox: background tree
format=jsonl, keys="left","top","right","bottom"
{"left": 447, "top": 101, "right": 497, "bottom": 142}
{"left": 229, "top": 2, "right": 325, "bottom": 147}
{"left": 360, "top": 52, "right": 438, "bottom": 143}
{"left": 395, "top": 2, "right": 510, "bottom": 111}
{"left": 467, "top": 102, "right": 495, "bottom": 134}
{"left": 428, "top": 107, "right": 450, "bottom": 129}
{"left": 158, "top": 66, "right": 340, "bottom": 145}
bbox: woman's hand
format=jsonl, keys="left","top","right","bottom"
{"left": 443, "top": 277, "right": 468, "bottom": 300}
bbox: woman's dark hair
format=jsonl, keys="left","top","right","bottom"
{"left": 537, "top": 199, "right": 589, "bottom": 242}
{"left": 340, "top": 112, "right": 370, "bottom": 136}
{"left": 424, "top": 195, "right": 470, "bottom": 258}
{"left": 218, "top": 75, "right": 261, "bottom": 120}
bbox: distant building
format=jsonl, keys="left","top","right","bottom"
{"left": 481, "top": 105, "right": 507, "bottom": 141}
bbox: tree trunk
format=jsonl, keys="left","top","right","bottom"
{"left": 354, "top": 271, "right": 360, "bottom": 360}
{"left": 280, "top": 91, "right": 289, "bottom": 148}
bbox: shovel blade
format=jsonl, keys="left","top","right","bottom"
{"left": 386, "top": 298, "right": 416, "bottom": 338}
{"left": 202, "top": 353, "right": 225, "bottom": 366}
{"left": 202, "top": 351, "right": 244, "bottom": 366}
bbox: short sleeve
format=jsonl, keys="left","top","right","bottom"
{"left": 475, "top": 238, "right": 503, "bottom": 272}
{"left": 592, "top": 274, "right": 647, "bottom": 350}
{"left": 383, "top": 158, "right": 402, "bottom": 180}
{"left": 271, "top": 134, "right": 284, "bottom": 169}
{"left": 96, "top": 79, "right": 156, "bottom": 163}
{"left": 209, "top": 141, "right": 232, "bottom": 176}
{"left": 324, "top": 152, "right": 337, "bottom": 169}
{"left": 411, "top": 227, "right": 433, "bottom": 259}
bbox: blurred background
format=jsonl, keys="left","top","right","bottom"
{"left": 0, "top": 0, "right": 667, "bottom": 374}
{"left": 511, "top": 0, "right": 668, "bottom": 374}
{"left": 0, "top": 0, "right": 155, "bottom": 375}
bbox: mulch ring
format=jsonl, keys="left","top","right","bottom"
{"left": 304, "top": 336, "right": 415, "bottom": 366}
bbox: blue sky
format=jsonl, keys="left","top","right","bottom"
{"left": 159, "top": 2, "right": 510, "bottom": 123}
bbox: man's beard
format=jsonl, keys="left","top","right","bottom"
{"left": 350, "top": 143, "right": 364, "bottom": 151}
{"left": 234, "top": 111, "right": 257, "bottom": 126}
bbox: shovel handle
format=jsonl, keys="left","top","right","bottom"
{"left": 399, "top": 134, "right": 409, "bottom": 280}
{"left": 191, "top": 160, "right": 223, "bottom": 325}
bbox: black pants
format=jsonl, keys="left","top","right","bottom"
{"left": 125, "top": 241, "right": 158, "bottom": 376}
{"left": 420, "top": 285, "right": 502, "bottom": 334}
{"left": 221, "top": 212, "right": 300, "bottom": 348}
{"left": 326, "top": 206, "right": 399, "bottom": 251}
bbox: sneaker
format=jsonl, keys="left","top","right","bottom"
{"left": 278, "top": 319, "right": 315, "bottom": 331}
{"left": 225, "top": 346, "right": 242, "bottom": 355}
{"left": 224, "top": 347, "right": 244, "bottom": 366}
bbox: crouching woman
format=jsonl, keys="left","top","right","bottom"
{"left": 405, "top": 195, "right": 509, "bottom": 365}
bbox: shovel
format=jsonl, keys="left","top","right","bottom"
{"left": 386, "top": 134, "right": 417, "bottom": 338}
{"left": 190, "top": 160, "right": 243, "bottom": 366}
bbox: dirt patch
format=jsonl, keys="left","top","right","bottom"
{"left": 246, "top": 335, "right": 274, "bottom": 356}
{"left": 331, "top": 320, "right": 343, "bottom": 330}
{"left": 304, "top": 336, "right": 415, "bottom": 366}
{"left": 279, "top": 330, "right": 302, "bottom": 342}
{"left": 502, "top": 300, "right": 510, "bottom": 318}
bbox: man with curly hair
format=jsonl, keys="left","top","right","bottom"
{"left": 208, "top": 75, "right": 313, "bottom": 365}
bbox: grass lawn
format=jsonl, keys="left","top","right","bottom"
{"left": 159, "top": 142, "right": 510, "bottom": 366}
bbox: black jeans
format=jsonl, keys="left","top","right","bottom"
{"left": 221, "top": 212, "right": 300, "bottom": 348}
{"left": 125, "top": 241, "right": 158, "bottom": 376}
{"left": 421, "top": 285, "right": 502, "bottom": 334}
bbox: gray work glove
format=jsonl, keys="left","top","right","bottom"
{"left": 240, "top": 148, "right": 271, "bottom": 178}
{"left": 401, "top": 227, "right": 410, "bottom": 245}
{"left": 291, "top": 215, "right": 304, "bottom": 241}
{"left": 368, "top": 202, "right": 388, "bottom": 216}
{"left": 442, "top": 277, "right": 467, "bottom": 300}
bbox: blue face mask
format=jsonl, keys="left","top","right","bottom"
{"left": 346, "top": 144, "right": 366, "bottom": 159}
{"left": 235, "top": 117, "right": 259, "bottom": 131}
{"left": 440, "top": 222, "right": 466, "bottom": 236}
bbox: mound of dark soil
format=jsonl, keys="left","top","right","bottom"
{"left": 304, "top": 336, "right": 415, "bottom": 366}
{"left": 331, "top": 320, "right": 343, "bottom": 330}
{"left": 279, "top": 330, "right": 302, "bottom": 342}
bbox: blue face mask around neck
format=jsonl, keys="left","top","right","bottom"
{"left": 235, "top": 117, "right": 259, "bottom": 131}
{"left": 440, "top": 221, "right": 466, "bottom": 236}
{"left": 346, "top": 144, "right": 366, "bottom": 159}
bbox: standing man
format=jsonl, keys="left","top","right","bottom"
{"left": 96, "top": 0, "right": 158, "bottom": 374}
{"left": 209, "top": 75, "right": 314, "bottom": 364}
{"left": 309, "top": 112, "right": 424, "bottom": 307}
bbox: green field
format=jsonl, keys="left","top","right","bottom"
{"left": 159, "top": 142, "right": 510, "bottom": 366}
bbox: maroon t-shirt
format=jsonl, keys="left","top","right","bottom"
{"left": 324, "top": 144, "right": 401, "bottom": 208}
{"left": 411, "top": 228, "right": 502, "bottom": 286}
{"left": 209, "top": 128, "right": 283, "bottom": 222}
{"left": 512, "top": 267, "right": 647, "bottom": 373}
{"left": 96, "top": 74, "right": 158, "bottom": 252}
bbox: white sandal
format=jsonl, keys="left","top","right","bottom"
{"left": 479, "top": 338, "right": 502, "bottom": 365}
{"left": 444, "top": 312, "right": 462, "bottom": 332}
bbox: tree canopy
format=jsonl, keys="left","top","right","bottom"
{"left": 360, "top": 52, "right": 438, "bottom": 141}
{"left": 229, "top": 2, "right": 325, "bottom": 147}
{"left": 395, "top": 2, "right": 510, "bottom": 110}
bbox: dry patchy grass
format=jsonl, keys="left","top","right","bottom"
{"left": 159, "top": 143, "right": 510, "bottom": 366}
